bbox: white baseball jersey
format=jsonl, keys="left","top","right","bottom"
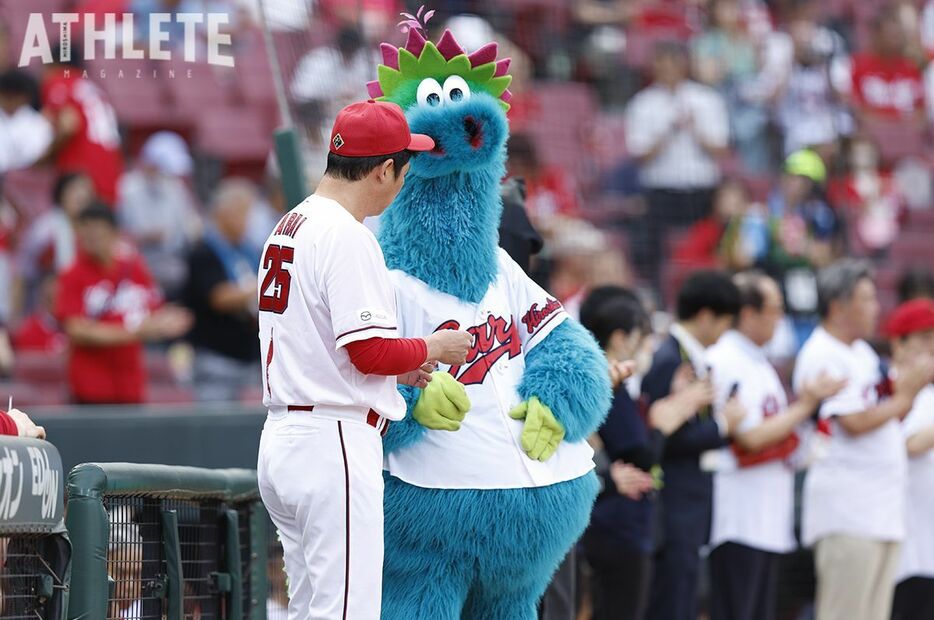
{"left": 897, "top": 385, "right": 934, "bottom": 581}
{"left": 386, "top": 248, "right": 595, "bottom": 490}
{"left": 708, "top": 330, "right": 796, "bottom": 554}
{"left": 794, "top": 326, "right": 907, "bottom": 546}
{"left": 257, "top": 194, "right": 403, "bottom": 620}
{"left": 257, "top": 195, "right": 406, "bottom": 420}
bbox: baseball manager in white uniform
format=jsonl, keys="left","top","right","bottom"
{"left": 256, "top": 100, "right": 472, "bottom": 620}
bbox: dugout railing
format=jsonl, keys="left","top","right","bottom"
{"left": 65, "top": 463, "right": 269, "bottom": 620}
{"left": 0, "top": 436, "right": 70, "bottom": 620}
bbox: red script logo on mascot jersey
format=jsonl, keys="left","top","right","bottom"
{"left": 437, "top": 316, "right": 521, "bottom": 385}
{"left": 521, "top": 298, "right": 562, "bottom": 334}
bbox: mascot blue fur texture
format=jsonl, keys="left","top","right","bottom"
{"left": 369, "top": 24, "right": 612, "bottom": 620}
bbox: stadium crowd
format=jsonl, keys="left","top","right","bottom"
{"left": 1, "top": 0, "right": 934, "bottom": 619}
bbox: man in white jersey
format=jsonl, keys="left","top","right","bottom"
{"left": 256, "top": 100, "right": 472, "bottom": 620}
{"left": 887, "top": 299, "right": 934, "bottom": 619}
{"left": 707, "top": 272, "right": 844, "bottom": 620}
{"left": 794, "top": 260, "right": 933, "bottom": 620}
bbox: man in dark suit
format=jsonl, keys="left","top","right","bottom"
{"left": 644, "top": 270, "right": 746, "bottom": 620}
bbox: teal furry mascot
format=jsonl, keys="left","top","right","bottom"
{"left": 368, "top": 20, "right": 612, "bottom": 620}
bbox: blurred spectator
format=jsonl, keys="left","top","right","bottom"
{"left": 892, "top": 156, "right": 933, "bottom": 211}
{"left": 183, "top": 179, "right": 261, "bottom": 402}
{"left": 899, "top": 268, "right": 934, "bottom": 303}
{"left": 766, "top": 151, "right": 836, "bottom": 253}
{"left": 624, "top": 41, "right": 729, "bottom": 286}
{"left": 829, "top": 136, "right": 906, "bottom": 254}
{"left": 507, "top": 133, "right": 583, "bottom": 232}
{"left": 774, "top": 0, "right": 851, "bottom": 158}
{"left": 245, "top": 188, "right": 285, "bottom": 253}
{"left": 317, "top": 0, "right": 401, "bottom": 43}
{"left": 886, "top": 299, "right": 934, "bottom": 619}
{"left": 794, "top": 260, "right": 934, "bottom": 620}
{"left": 498, "top": 178, "right": 543, "bottom": 275}
{"left": 290, "top": 25, "right": 375, "bottom": 141}
{"left": 580, "top": 286, "right": 703, "bottom": 620}
{"left": 12, "top": 275, "right": 67, "bottom": 353}
{"left": 118, "top": 131, "right": 201, "bottom": 300}
{"left": 40, "top": 48, "right": 124, "bottom": 204}
{"left": 571, "top": 0, "right": 637, "bottom": 103}
{"left": 642, "top": 270, "right": 744, "bottom": 620}
{"left": 0, "top": 69, "right": 52, "bottom": 173}
{"left": 15, "top": 172, "right": 96, "bottom": 313}
{"left": 756, "top": 150, "right": 839, "bottom": 344}
{"left": 673, "top": 178, "right": 755, "bottom": 269}
{"left": 692, "top": 0, "right": 771, "bottom": 172}
{"left": 707, "top": 271, "right": 844, "bottom": 620}
{"left": 546, "top": 219, "right": 621, "bottom": 318}
{"left": 850, "top": 8, "right": 926, "bottom": 126}
{"left": 55, "top": 203, "right": 192, "bottom": 404}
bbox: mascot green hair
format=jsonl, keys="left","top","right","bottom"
{"left": 371, "top": 13, "right": 612, "bottom": 619}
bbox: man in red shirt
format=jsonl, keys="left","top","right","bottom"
{"left": 55, "top": 203, "right": 191, "bottom": 404}
{"left": 41, "top": 51, "right": 123, "bottom": 204}
{"left": 850, "top": 7, "right": 926, "bottom": 121}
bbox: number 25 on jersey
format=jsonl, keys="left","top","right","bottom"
{"left": 259, "top": 244, "right": 294, "bottom": 313}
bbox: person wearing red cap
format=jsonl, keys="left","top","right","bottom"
{"left": 256, "top": 100, "right": 472, "bottom": 620}
{"left": 888, "top": 299, "right": 934, "bottom": 620}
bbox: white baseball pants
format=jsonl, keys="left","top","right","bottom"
{"left": 258, "top": 409, "right": 385, "bottom": 620}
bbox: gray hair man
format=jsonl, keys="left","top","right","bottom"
{"left": 793, "top": 259, "right": 934, "bottom": 620}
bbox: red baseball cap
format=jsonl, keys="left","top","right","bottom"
{"left": 884, "top": 298, "right": 934, "bottom": 338}
{"left": 329, "top": 100, "right": 434, "bottom": 157}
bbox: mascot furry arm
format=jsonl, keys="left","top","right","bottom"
{"left": 371, "top": 27, "right": 611, "bottom": 456}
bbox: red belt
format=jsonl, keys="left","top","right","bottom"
{"left": 287, "top": 405, "right": 390, "bottom": 436}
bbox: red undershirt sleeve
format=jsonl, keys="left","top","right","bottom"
{"left": 345, "top": 337, "right": 428, "bottom": 376}
{"left": 0, "top": 411, "right": 18, "bottom": 436}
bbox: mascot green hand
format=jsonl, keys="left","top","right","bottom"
{"left": 509, "top": 397, "right": 565, "bottom": 461}
{"left": 413, "top": 372, "right": 470, "bottom": 431}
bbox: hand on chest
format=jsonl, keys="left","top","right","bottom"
{"left": 432, "top": 302, "right": 523, "bottom": 387}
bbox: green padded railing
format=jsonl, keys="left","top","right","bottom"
{"left": 65, "top": 463, "right": 268, "bottom": 620}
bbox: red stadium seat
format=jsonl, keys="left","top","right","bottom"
{"left": 908, "top": 208, "right": 934, "bottom": 231}
{"left": 234, "top": 49, "right": 278, "bottom": 111}
{"left": 0, "top": 382, "right": 69, "bottom": 408}
{"left": 12, "top": 351, "right": 67, "bottom": 385}
{"left": 888, "top": 232, "right": 934, "bottom": 267}
{"left": 860, "top": 117, "right": 930, "bottom": 165}
{"left": 92, "top": 60, "right": 178, "bottom": 130}
{"left": 524, "top": 82, "right": 598, "bottom": 181}
{"left": 163, "top": 60, "right": 236, "bottom": 123}
{"left": 195, "top": 107, "right": 271, "bottom": 162}
{"left": 146, "top": 384, "right": 195, "bottom": 404}
{"left": 588, "top": 113, "right": 629, "bottom": 176}
{"left": 1, "top": 167, "right": 56, "bottom": 218}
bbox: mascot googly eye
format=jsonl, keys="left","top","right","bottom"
{"left": 416, "top": 78, "right": 444, "bottom": 108}
{"left": 443, "top": 75, "right": 470, "bottom": 104}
